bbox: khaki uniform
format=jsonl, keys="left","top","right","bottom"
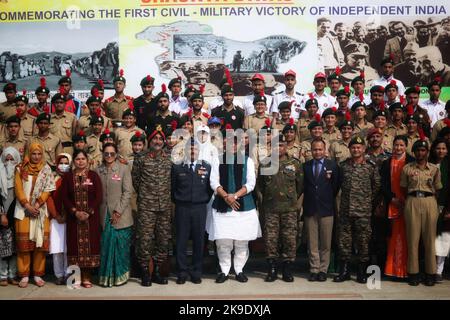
{"left": 354, "top": 120, "right": 374, "bottom": 139}
{"left": 329, "top": 140, "right": 351, "bottom": 164}
{"left": 431, "top": 118, "right": 449, "bottom": 141}
{"left": 244, "top": 114, "right": 270, "bottom": 133}
{"left": 87, "top": 134, "right": 103, "bottom": 170}
{"left": 0, "top": 134, "right": 27, "bottom": 158}
{"left": 322, "top": 126, "right": 342, "bottom": 144}
{"left": 104, "top": 95, "right": 134, "bottom": 122}
{"left": 0, "top": 101, "right": 16, "bottom": 123}
{"left": 115, "top": 126, "right": 146, "bottom": 161}
{"left": 28, "top": 133, "right": 63, "bottom": 168}
{"left": 297, "top": 118, "right": 312, "bottom": 142}
{"left": 299, "top": 138, "right": 329, "bottom": 164}
{"left": 18, "top": 114, "right": 37, "bottom": 140}
{"left": 286, "top": 143, "right": 302, "bottom": 161}
{"left": 385, "top": 123, "right": 407, "bottom": 139}
{"left": 400, "top": 162, "right": 442, "bottom": 275}
{"left": 406, "top": 133, "right": 430, "bottom": 157}
{"left": 191, "top": 112, "right": 210, "bottom": 133}
{"left": 77, "top": 114, "right": 112, "bottom": 135}
{"left": 50, "top": 111, "right": 77, "bottom": 154}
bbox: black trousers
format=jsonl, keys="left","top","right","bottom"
{"left": 175, "top": 203, "right": 207, "bottom": 278}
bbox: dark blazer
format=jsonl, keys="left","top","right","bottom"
{"left": 380, "top": 154, "right": 415, "bottom": 207}
{"left": 302, "top": 158, "right": 340, "bottom": 217}
{"left": 171, "top": 160, "right": 213, "bottom": 204}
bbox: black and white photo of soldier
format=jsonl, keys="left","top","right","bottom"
{"left": 0, "top": 20, "right": 119, "bottom": 89}
{"left": 318, "top": 16, "right": 450, "bottom": 86}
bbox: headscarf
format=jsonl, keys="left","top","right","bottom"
{"left": 20, "top": 143, "right": 45, "bottom": 179}
{"left": 195, "top": 124, "right": 219, "bottom": 165}
{"left": 0, "top": 147, "right": 21, "bottom": 199}
{"left": 56, "top": 152, "right": 73, "bottom": 166}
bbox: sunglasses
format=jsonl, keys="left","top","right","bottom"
{"left": 103, "top": 152, "right": 116, "bottom": 158}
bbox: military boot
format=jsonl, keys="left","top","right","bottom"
{"left": 281, "top": 261, "right": 294, "bottom": 282}
{"left": 140, "top": 265, "right": 152, "bottom": 287}
{"left": 333, "top": 262, "right": 351, "bottom": 282}
{"left": 264, "top": 259, "right": 278, "bottom": 282}
{"left": 152, "top": 264, "right": 168, "bottom": 285}
{"left": 356, "top": 263, "right": 368, "bottom": 284}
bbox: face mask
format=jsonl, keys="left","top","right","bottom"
{"left": 58, "top": 164, "right": 70, "bottom": 172}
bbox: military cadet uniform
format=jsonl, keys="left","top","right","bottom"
{"left": 244, "top": 113, "right": 270, "bottom": 133}
{"left": 400, "top": 140, "right": 442, "bottom": 285}
{"left": 116, "top": 126, "right": 146, "bottom": 161}
{"left": 322, "top": 126, "right": 341, "bottom": 144}
{"left": 406, "top": 133, "right": 430, "bottom": 157}
{"left": 366, "top": 103, "right": 389, "bottom": 124}
{"left": 28, "top": 113, "right": 63, "bottom": 169}
{"left": 77, "top": 113, "right": 111, "bottom": 135}
{"left": 273, "top": 118, "right": 289, "bottom": 132}
{"left": 50, "top": 110, "right": 77, "bottom": 155}
{"left": 0, "top": 125, "right": 27, "bottom": 158}
{"left": 132, "top": 132, "right": 172, "bottom": 286}
{"left": 335, "top": 136, "right": 381, "bottom": 284}
{"left": 211, "top": 104, "right": 245, "bottom": 130}
{"left": 0, "top": 83, "right": 16, "bottom": 123}
{"left": 297, "top": 118, "right": 312, "bottom": 142}
{"left": 147, "top": 110, "right": 180, "bottom": 137}
{"left": 286, "top": 143, "right": 302, "bottom": 161}
{"left": 14, "top": 93, "right": 37, "bottom": 140}
{"left": 329, "top": 140, "right": 350, "bottom": 164}
{"left": 87, "top": 133, "right": 103, "bottom": 170}
{"left": 353, "top": 120, "right": 374, "bottom": 139}
{"left": 258, "top": 145, "right": 303, "bottom": 282}
{"left": 431, "top": 117, "right": 450, "bottom": 141}
{"left": 104, "top": 95, "right": 134, "bottom": 125}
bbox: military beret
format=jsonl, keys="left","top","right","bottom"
{"left": 439, "top": 126, "right": 450, "bottom": 138}
{"left": 336, "top": 86, "right": 351, "bottom": 97}
{"left": 427, "top": 76, "right": 442, "bottom": 90}
{"left": 260, "top": 119, "right": 273, "bottom": 133}
{"left": 100, "top": 129, "right": 115, "bottom": 142}
{"left": 338, "top": 112, "right": 354, "bottom": 130}
{"left": 305, "top": 97, "right": 318, "bottom": 109}
{"left": 140, "top": 75, "right": 155, "bottom": 87}
{"left": 72, "top": 131, "right": 87, "bottom": 143}
{"left": 322, "top": 107, "right": 337, "bottom": 118}
{"left": 221, "top": 84, "right": 234, "bottom": 96}
{"left": 405, "top": 86, "right": 421, "bottom": 95}
{"left": 253, "top": 91, "right": 267, "bottom": 105}
{"left": 412, "top": 139, "right": 429, "bottom": 152}
{"left": 90, "top": 81, "right": 105, "bottom": 95}
{"left": 184, "top": 85, "right": 197, "bottom": 98}
{"left": 351, "top": 72, "right": 365, "bottom": 86}
{"left": 51, "top": 93, "right": 66, "bottom": 103}
{"left": 3, "top": 82, "right": 16, "bottom": 93}
{"left": 385, "top": 80, "right": 398, "bottom": 91}
{"left": 190, "top": 92, "right": 204, "bottom": 101}
{"left": 348, "top": 135, "right": 365, "bottom": 147}
{"left": 168, "top": 77, "right": 182, "bottom": 89}
{"left": 308, "top": 114, "right": 322, "bottom": 130}
{"left": 388, "top": 102, "right": 403, "bottom": 113}
{"left": 351, "top": 101, "right": 366, "bottom": 111}
{"left": 36, "top": 112, "right": 51, "bottom": 124}
{"left": 155, "top": 84, "right": 170, "bottom": 102}
{"left": 278, "top": 101, "right": 292, "bottom": 111}
{"left": 86, "top": 95, "right": 102, "bottom": 105}
{"left": 113, "top": 69, "right": 126, "bottom": 84}
{"left": 130, "top": 131, "right": 146, "bottom": 143}
{"left": 282, "top": 118, "right": 297, "bottom": 133}
{"left": 367, "top": 127, "right": 383, "bottom": 139}
{"left": 370, "top": 85, "right": 385, "bottom": 94}
{"left": 380, "top": 55, "right": 395, "bottom": 66}
{"left": 6, "top": 115, "right": 21, "bottom": 125}
{"left": 405, "top": 113, "right": 421, "bottom": 124}
{"left": 163, "top": 120, "right": 179, "bottom": 137}
{"left": 14, "top": 92, "right": 28, "bottom": 104}
{"left": 89, "top": 109, "right": 104, "bottom": 126}
{"left": 327, "top": 67, "right": 342, "bottom": 82}
{"left": 35, "top": 77, "right": 49, "bottom": 95}
{"left": 58, "top": 70, "right": 72, "bottom": 85}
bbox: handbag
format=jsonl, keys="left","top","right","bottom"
{"left": 0, "top": 226, "right": 14, "bottom": 258}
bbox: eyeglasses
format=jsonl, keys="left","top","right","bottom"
{"left": 103, "top": 152, "right": 116, "bottom": 158}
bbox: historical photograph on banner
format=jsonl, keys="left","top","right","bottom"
{"left": 0, "top": 20, "right": 119, "bottom": 90}
{"left": 317, "top": 16, "right": 450, "bottom": 87}
{"left": 137, "top": 20, "right": 307, "bottom": 96}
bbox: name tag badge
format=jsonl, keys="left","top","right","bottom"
{"left": 112, "top": 174, "right": 121, "bottom": 181}
{"left": 83, "top": 178, "right": 93, "bottom": 186}
{"left": 64, "top": 119, "right": 69, "bottom": 124}
{"left": 326, "top": 170, "right": 333, "bottom": 179}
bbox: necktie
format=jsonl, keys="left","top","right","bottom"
{"left": 190, "top": 163, "right": 194, "bottom": 172}
{"left": 314, "top": 160, "right": 320, "bottom": 180}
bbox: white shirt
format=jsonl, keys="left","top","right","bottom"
{"left": 210, "top": 156, "right": 256, "bottom": 195}
{"left": 242, "top": 94, "right": 273, "bottom": 116}
{"left": 169, "top": 95, "right": 189, "bottom": 115}
{"left": 372, "top": 75, "right": 406, "bottom": 98}
{"left": 301, "top": 91, "right": 336, "bottom": 115}
{"left": 420, "top": 99, "right": 446, "bottom": 126}
{"left": 270, "top": 91, "right": 305, "bottom": 119}
{"left": 349, "top": 94, "right": 371, "bottom": 108}
{"left": 208, "top": 96, "right": 243, "bottom": 113}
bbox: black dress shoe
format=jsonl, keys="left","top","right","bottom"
{"left": 308, "top": 273, "right": 319, "bottom": 282}
{"left": 215, "top": 273, "right": 229, "bottom": 283}
{"left": 236, "top": 272, "right": 248, "bottom": 283}
{"left": 317, "top": 272, "right": 327, "bottom": 282}
{"left": 408, "top": 274, "right": 420, "bottom": 286}
{"left": 424, "top": 274, "right": 435, "bottom": 287}
{"left": 176, "top": 277, "right": 187, "bottom": 285}
{"left": 191, "top": 277, "right": 202, "bottom": 284}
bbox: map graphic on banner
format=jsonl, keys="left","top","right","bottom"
{"left": 0, "top": 1, "right": 448, "bottom": 101}
{"left": 136, "top": 21, "right": 306, "bottom": 95}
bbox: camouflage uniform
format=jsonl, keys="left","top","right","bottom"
{"left": 258, "top": 156, "right": 303, "bottom": 262}
{"left": 338, "top": 158, "right": 381, "bottom": 264}
{"left": 132, "top": 149, "right": 172, "bottom": 267}
{"left": 286, "top": 143, "right": 302, "bottom": 162}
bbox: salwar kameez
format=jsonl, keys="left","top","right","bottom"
{"left": 99, "top": 210, "right": 132, "bottom": 287}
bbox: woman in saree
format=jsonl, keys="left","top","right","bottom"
{"left": 14, "top": 143, "right": 56, "bottom": 288}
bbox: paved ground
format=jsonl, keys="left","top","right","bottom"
{"left": 1, "top": 256, "right": 449, "bottom": 300}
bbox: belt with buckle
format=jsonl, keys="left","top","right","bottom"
{"left": 408, "top": 191, "right": 434, "bottom": 198}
